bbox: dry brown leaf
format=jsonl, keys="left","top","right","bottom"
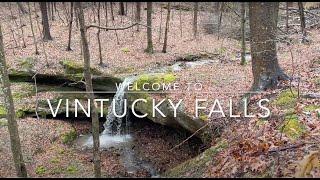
{"left": 295, "top": 151, "right": 320, "bottom": 177}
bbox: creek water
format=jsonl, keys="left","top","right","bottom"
{"left": 76, "top": 76, "right": 158, "bottom": 177}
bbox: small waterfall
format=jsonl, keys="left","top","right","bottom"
{"left": 103, "top": 76, "right": 137, "bottom": 135}
{"left": 77, "top": 75, "right": 158, "bottom": 176}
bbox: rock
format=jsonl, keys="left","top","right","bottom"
{"left": 163, "top": 140, "right": 227, "bottom": 178}
{"left": 126, "top": 73, "right": 212, "bottom": 143}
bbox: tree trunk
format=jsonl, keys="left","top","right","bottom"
{"left": 97, "top": 2, "right": 103, "bottom": 65}
{"left": 249, "top": 2, "right": 287, "bottom": 91}
{"left": 105, "top": 2, "right": 108, "bottom": 27}
{"left": 74, "top": 2, "right": 101, "bottom": 178}
{"left": 27, "top": 3, "right": 39, "bottom": 55}
{"left": 18, "top": 6, "right": 27, "bottom": 48}
{"left": 39, "top": 2, "right": 52, "bottom": 41}
{"left": 286, "top": 2, "right": 289, "bottom": 34}
{"left": 51, "top": 2, "right": 55, "bottom": 21}
{"left": 119, "top": 2, "right": 125, "bottom": 15}
{"left": 110, "top": 2, "right": 115, "bottom": 21}
{"left": 135, "top": 2, "right": 141, "bottom": 31}
{"left": 179, "top": 2, "right": 183, "bottom": 37}
{"left": 162, "top": 2, "right": 171, "bottom": 53}
{"left": 193, "top": 2, "right": 198, "bottom": 39}
{"left": 240, "top": 2, "right": 246, "bottom": 65}
{"left": 298, "top": 2, "right": 307, "bottom": 43}
{"left": 146, "top": 2, "right": 153, "bottom": 53}
{"left": 158, "top": 6, "right": 163, "bottom": 43}
{"left": 66, "top": 2, "right": 73, "bottom": 51}
{"left": 0, "top": 25, "right": 28, "bottom": 178}
{"left": 217, "top": 2, "right": 224, "bottom": 40}
{"left": 17, "top": 2, "right": 28, "bottom": 14}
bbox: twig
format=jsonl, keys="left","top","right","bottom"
{"left": 32, "top": 73, "right": 40, "bottom": 120}
{"left": 169, "top": 122, "right": 209, "bottom": 152}
{"left": 279, "top": 7, "right": 320, "bottom": 18}
{"left": 289, "top": 47, "right": 295, "bottom": 95}
{"left": 86, "top": 22, "right": 149, "bottom": 31}
{"left": 268, "top": 142, "right": 306, "bottom": 154}
{"left": 224, "top": 3, "right": 241, "bottom": 18}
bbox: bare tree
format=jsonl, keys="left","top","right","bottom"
{"left": 286, "top": 2, "right": 289, "bottom": 34}
{"left": 110, "top": 2, "right": 115, "bottom": 21}
{"left": 105, "top": 2, "right": 108, "bottom": 27}
{"left": 240, "top": 2, "right": 246, "bottom": 65}
{"left": 0, "top": 24, "right": 28, "bottom": 178}
{"left": 97, "top": 2, "right": 103, "bottom": 66}
{"left": 249, "top": 2, "right": 288, "bottom": 90}
{"left": 145, "top": 2, "right": 153, "bottom": 53}
{"left": 17, "top": 2, "right": 28, "bottom": 14}
{"left": 179, "top": 2, "right": 183, "bottom": 37}
{"left": 35, "top": 4, "right": 50, "bottom": 67}
{"left": 217, "top": 2, "right": 224, "bottom": 40}
{"left": 74, "top": 2, "right": 101, "bottom": 177}
{"left": 39, "top": 2, "right": 53, "bottom": 41}
{"left": 51, "top": 2, "right": 55, "bottom": 21}
{"left": 18, "top": 6, "right": 27, "bottom": 48}
{"left": 27, "top": 3, "right": 39, "bottom": 55}
{"left": 135, "top": 2, "right": 141, "bottom": 31}
{"left": 66, "top": 2, "right": 73, "bottom": 51}
{"left": 298, "top": 2, "right": 307, "bottom": 43}
{"left": 162, "top": 2, "right": 171, "bottom": 53}
{"left": 193, "top": 2, "right": 198, "bottom": 39}
{"left": 158, "top": 5, "right": 163, "bottom": 43}
{"left": 119, "top": 2, "right": 125, "bottom": 15}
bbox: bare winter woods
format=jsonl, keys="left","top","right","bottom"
{"left": 0, "top": 2, "right": 320, "bottom": 178}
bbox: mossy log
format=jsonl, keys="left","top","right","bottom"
{"left": 8, "top": 69, "right": 122, "bottom": 91}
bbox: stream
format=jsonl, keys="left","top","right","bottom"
{"left": 74, "top": 59, "right": 217, "bottom": 177}
{"left": 75, "top": 76, "right": 160, "bottom": 177}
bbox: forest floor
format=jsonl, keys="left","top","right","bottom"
{"left": 0, "top": 2, "right": 319, "bottom": 178}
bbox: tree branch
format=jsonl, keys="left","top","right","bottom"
{"left": 86, "top": 22, "right": 150, "bottom": 31}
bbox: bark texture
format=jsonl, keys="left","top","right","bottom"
{"left": 146, "top": 2, "right": 153, "bottom": 53}
{"left": 249, "top": 2, "right": 287, "bottom": 91}
{"left": 75, "top": 2, "right": 101, "bottom": 177}
{"left": 39, "top": 2, "right": 52, "bottom": 41}
{"left": 0, "top": 25, "right": 28, "bottom": 177}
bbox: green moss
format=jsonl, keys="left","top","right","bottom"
{"left": 49, "top": 166, "right": 64, "bottom": 175}
{"left": 279, "top": 114, "right": 305, "bottom": 139}
{"left": 66, "top": 165, "right": 78, "bottom": 174}
{"left": 121, "top": 47, "right": 130, "bottom": 53}
{"left": 164, "top": 140, "right": 227, "bottom": 178}
{"left": 12, "top": 83, "right": 35, "bottom": 101}
{"left": 35, "top": 165, "right": 47, "bottom": 175}
{"left": 132, "top": 73, "right": 177, "bottom": 91}
{"left": 61, "top": 129, "right": 77, "bottom": 145}
{"left": 256, "top": 118, "right": 268, "bottom": 127}
{"left": 198, "top": 112, "right": 208, "bottom": 121}
{"left": 19, "top": 57, "right": 35, "bottom": 71}
{"left": 273, "top": 89, "right": 298, "bottom": 109}
{"left": 0, "top": 118, "right": 8, "bottom": 126}
{"left": 314, "top": 78, "right": 320, "bottom": 87}
{"left": 60, "top": 59, "right": 102, "bottom": 75}
{"left": 183, "top": 54, "right": 201, "bottom": 61}
{"left": 114, "top": 67, "right": 135, "bottom": 74}
{"left": 8, "top": 69, "right": 33, "bottom": 82}
{"left": 57, "top": 148, "right": 65, "bottom": 155}
{"left": 15, "top": 109, "right": 26, "bottom": 118}
{"left": 127, "top": 92, "right": 153, "bottom": 116}
{"left": 0, "top": 105, "right": 7, "bottom": 118}
{"left": 50, "top": 157, "right": 60, "bottom": 164}
{"left": 303, "top": 105, "right": 320, "bottom": 112}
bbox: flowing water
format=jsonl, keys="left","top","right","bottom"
{"left": 77, "top": 76, "right": 158, "bottom": 177}
{"left": 103, "top": 76, "right": 137, "bottom": 135}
